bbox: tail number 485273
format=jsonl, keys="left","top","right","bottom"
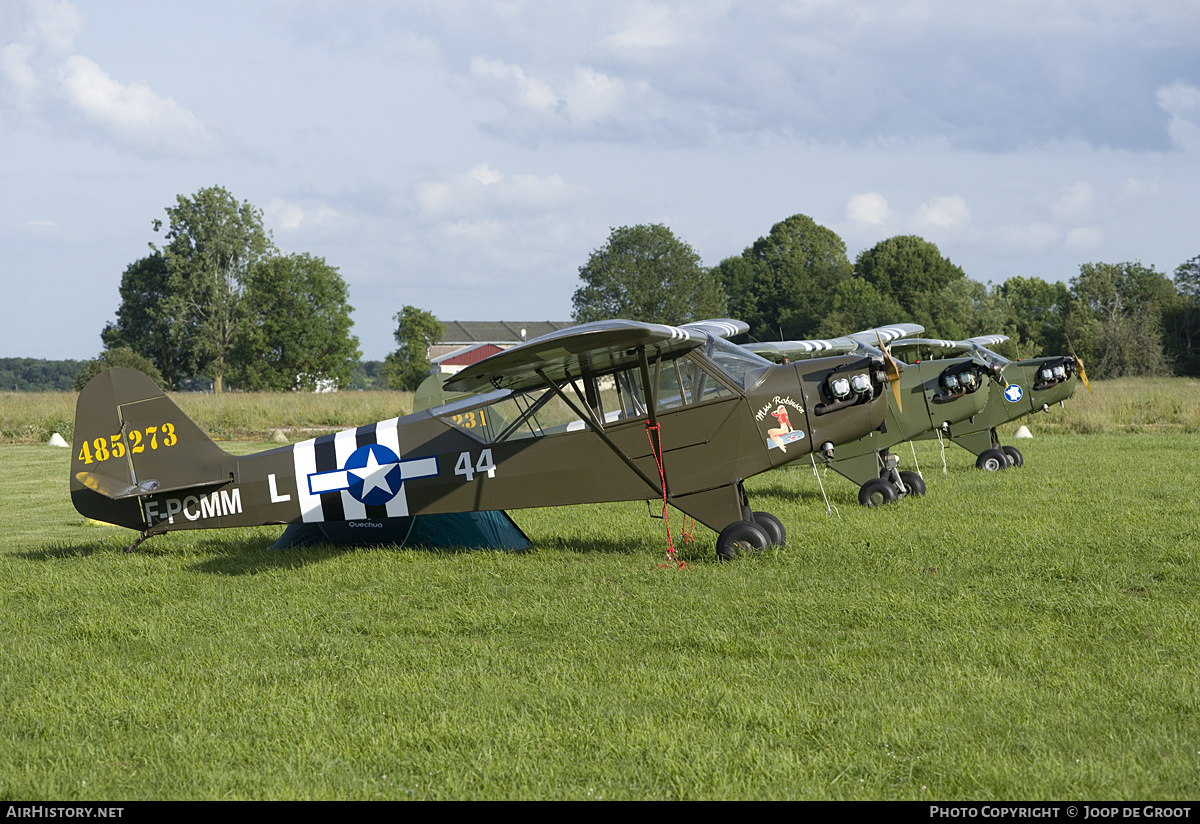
{"left": 455, "top": 449, "right": 496, "bottom": 482}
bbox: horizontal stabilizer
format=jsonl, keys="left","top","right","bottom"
{"left": 75, "top": 470, "right": 230, "bottom": 501}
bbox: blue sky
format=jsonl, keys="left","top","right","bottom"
{"left": 3, "top": 0, "right": 1198, "bottom": 361}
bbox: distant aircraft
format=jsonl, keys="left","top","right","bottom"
{"left": 887, "top": 335, "right": 1090, "bottom": 470}
{"left": 71, "top": 319, "right": 896, "bottom": 560}
{"left": 746, "top": 324, "right": 1008, "bottom": 505}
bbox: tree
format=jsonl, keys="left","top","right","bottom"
{"left": 155, "top": 186, "right": 274, "bottom": 392}
{"left": 997, "top": 276, "right": 1072, "bottom": 358}
{"left": 100, "top": 252, "right": 191, "bottom": 387}
{"left": 1164, "top": 255, "right": 1200, "bottom": 376}
{"left": 0, "top": 359, "right": 86, "bottom": 391}
{"left": 571, "top": 224, "right": 726, "bottom": 324}
{"left": 73, "top": 347, "right": 165, "bottom": 391}
{"left": 812, "top": 278, "right": 904, "bottom": 339}
{"left": 230, "top": 254, "right": 360, "bottom": 391}
{"left": 1065, "top": 261, "right": 1177, "bottom": 378}
{"left": 382, "top": 306, "right": 444, "bottom": 391}
{"left": 723, "top": 214, "right": 851, "bottom": 341}
{"left": 927, "top": 278, "right": 1014, "bottom": 347}
{"left": 854, "top": 235, "right": 967, "bottom": 331}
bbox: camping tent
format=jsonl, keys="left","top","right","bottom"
{"left": 270, "top": 509, "right": 531, "bottom": 551}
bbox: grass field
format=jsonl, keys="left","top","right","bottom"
{"left": 2, "top": 384, "right": 1199, "bottom": 799}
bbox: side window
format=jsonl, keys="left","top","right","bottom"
{"left": 656, "top": 358, "right": 691, "bottom": 410}
{"left": 682, "top": 355, "right": 735, "bottom": 403}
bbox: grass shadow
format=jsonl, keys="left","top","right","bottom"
{"left": 187, "top": 534, "right": 537, "bottom": 576}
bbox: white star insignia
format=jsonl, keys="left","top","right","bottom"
{"left": 348, "top": 449, "right": 396, "bottom": 498}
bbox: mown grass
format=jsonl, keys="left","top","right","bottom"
{"left": 2, "top": 425, "right": 1198, "bottom": 799}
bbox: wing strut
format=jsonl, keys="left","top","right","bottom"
{"left": 535, "top": 366, "right": 665, "bottom": 498}
{"left": 637, "top": 347, "right": 668, "bottom": 494}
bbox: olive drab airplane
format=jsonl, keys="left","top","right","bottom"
{"left": 886, "top": 335, "right": 1091, "bottom": 470}
{"left": 70, "top": 318, "right": 897, "bottom": 560}
{"left": 747, "top": 324, "right": 1006, "bottom": 506}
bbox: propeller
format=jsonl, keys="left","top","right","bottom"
{"left": 877, "top": 330, "right": 903, "bottom": 413}
{"left": 1074, "top": 354, "right": 1093, "bottom": 393}
{"left": 990, "top": 359, "right": 1010, "bottom": 388}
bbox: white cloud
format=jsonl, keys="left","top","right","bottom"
{"left": 1065, "top": 226, "right": 1104, "bottom": 251}
{"left": 563, "top": 66, "right": 633, "bottom": 125}
{"left": 1049, "top": 182, "right": 1094, "bottom": 223}
{"left": 911, "top": 195, "right": 971, "bottom": 232}
{"left": 18, "top": 0, "right": 82, "bottom": 56}
{"left": 845, "top": 191, "right": 889, "bottom": 225}
{"left": 54, "top": 55, "right": 220, "bottom": 157}
{"left": 265, "top": 198, "right": 342, "bottom": 232}
{"left": 988, "top": 222, "right": 1061, "bottom": 255}
{"left": 469, "top": 56, "right": 559, "bottom": 114}
{"left": 1158, "top": 81, "right": 1200, "bottom": 150}
{"left": 0, "top": 43, "right": 38, "bottom": 109}
{"left": 599, "top": 4, "right": 684, "bottom": 52}
{"left": 412, "top": 163, "right": 583, "bottom": 221}
{"left": 467, "top": 53, "right": 656, "bottom": 140}
{"left": 1, "top": 0, "right": 221, "bottom": 157}
{"left": 1118, "top": 178, "right": 1159, "bottom": 201}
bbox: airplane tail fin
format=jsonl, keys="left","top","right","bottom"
{"left": 71, "top": 368, "right": 235, "bottom": 530}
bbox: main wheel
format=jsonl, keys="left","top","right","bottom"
{"left": 716, "top": 520, "right": 771, "bottom": 561}
{"left": 1002, "top": 445, "right": 1024, "bottom": 467}
{"left": 976, "top": 449, "right": 1008, "bottom": 471}
{"left": 751, "top": 511, "right": 786, "bottom": 547}
{"left": 858, "top": 478, "right": 899, "bottom": 507}
{"left": 898, "top": 470, "right": 926, "bottom": 497}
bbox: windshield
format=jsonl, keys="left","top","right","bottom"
{"left": 972, "top": 343, "right": 1011, "bottom": 366}
{"left": 705, "top": 336, "right": 774, "bottom": 390}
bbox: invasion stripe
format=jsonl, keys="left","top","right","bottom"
{"left": 314, "top": 433, "right": 344, "bottom": 522}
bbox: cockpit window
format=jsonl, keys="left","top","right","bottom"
{"left": 435, "top": 337, "right": 760, "bottom": 444}
{"left": 704, "top": 336, "right": 773, "bottom": 390}
{"left": 972, "top": 345, "right": 1010, "bottom": 366}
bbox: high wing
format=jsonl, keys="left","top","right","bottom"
{"left": 744, "top": 323, "right": 924, "bottom": 361}
{"left": 444, "top": 318, "right": 749, "bottom": 394}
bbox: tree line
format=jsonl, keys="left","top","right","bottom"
{"left": 72, "top": 192, "right": 1199, "bottom": 394}
{"left": 571, "top": 217, "right": 1200, "bottom": 380}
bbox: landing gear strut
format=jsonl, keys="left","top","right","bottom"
{"left": 856, "top": 452, "right": 926, "bottom": 506}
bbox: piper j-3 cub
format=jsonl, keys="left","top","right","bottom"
{"left": 746, "top": 324, "right": 1007, "bottom": 506}
{"left": 70, "top": 319, "right": 895, "bottom": 560}
{"left": 886, "top": 335, "right": 1091, "bottom": 471}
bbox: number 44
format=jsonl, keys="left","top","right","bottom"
{"left": 454, "top": 449, "right": 496, "bottom": 482}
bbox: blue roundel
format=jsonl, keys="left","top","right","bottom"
{"left": 344, "top": 443, "right": 403, "bottom": 506}
{"left": 1004, "top": 384, "right": 1024, "bottom": 403}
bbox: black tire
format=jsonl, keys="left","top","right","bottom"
{"left": 898, "top": 470, "right": 925, "bottom": 497}
{"left": 716, "top": 520, "right": 771, "bottom": 561}
{"left": 751, "top": 511, "right": 786, "bottom": 547}
{"left": 858, "top": 478, "right": 899, "bottom": 507}
{"left": 1002, "top": 445, "right": 1024, "bottom": 467}
{"left": 976, "top": 449, "right": 1008, "bottom": 471}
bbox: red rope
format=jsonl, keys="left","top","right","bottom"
{"left": 646, "top": 422, "right": 686, "bottom": 569}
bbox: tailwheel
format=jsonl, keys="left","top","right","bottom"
{"left": 751, "top": 511, "right": 786, "bottom": 547}
{"left": 976, "top": 448, "right": 1008, "bottom": 471}
{"left": 858, "top": 477, "right": 899, "bottom": 507}
{"left": 716, "top": 520, "right": 771, "bottom": 561}
{"left": 897, "top": 470, "right": 925, "bottom": 498}
{"left": 1002, "top": 445, "right": 1024, "bottom": 467}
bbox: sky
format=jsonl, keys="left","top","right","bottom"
{"left": 2, "top": 0, "right": 1198, "bottom": 362}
